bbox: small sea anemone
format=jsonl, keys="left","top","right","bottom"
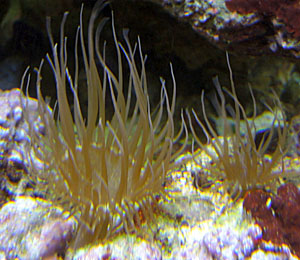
{"left": 188, "top": 53, "right": 290, "bottom": 196}
{"left": 25, "top": 1, "right": 187, "bottom": 247}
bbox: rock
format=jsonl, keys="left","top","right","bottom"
{"left": 0, "top": 88, "right": 46, "bottom": 199}
{"left": 0, "top": 196, "right": 76, "bottom": 260}
{"left": 244, "top": 183, "right": 300, "bottom": 258}
{"left": 73, "top": 236, "right": 161, "bottom": 260}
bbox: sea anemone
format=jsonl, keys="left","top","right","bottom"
{"left": 25, "top": 1, "right": 187, "bottom": 247}
{"left": 188, "top": 53, "right": 290, "bottom": 196}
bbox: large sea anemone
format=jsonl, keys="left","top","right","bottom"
{"left": 25, "top": 1, "right": 187, "bottom": 247}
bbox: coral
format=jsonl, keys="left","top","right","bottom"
{"left": 188, "top": 53, "right": 290, "bottom": 195}
{"left": 225, "top": 0, "right": 300, "bottom": 38}
{"left": 243, "top": 183, "right": 300, "bottom": 257}
{"left": 26, "top": 0, "right": 187, "bottom": 248}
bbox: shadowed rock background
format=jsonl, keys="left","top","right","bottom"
{"left": 1, "top": 0, "right": 300, "bottom": 122}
